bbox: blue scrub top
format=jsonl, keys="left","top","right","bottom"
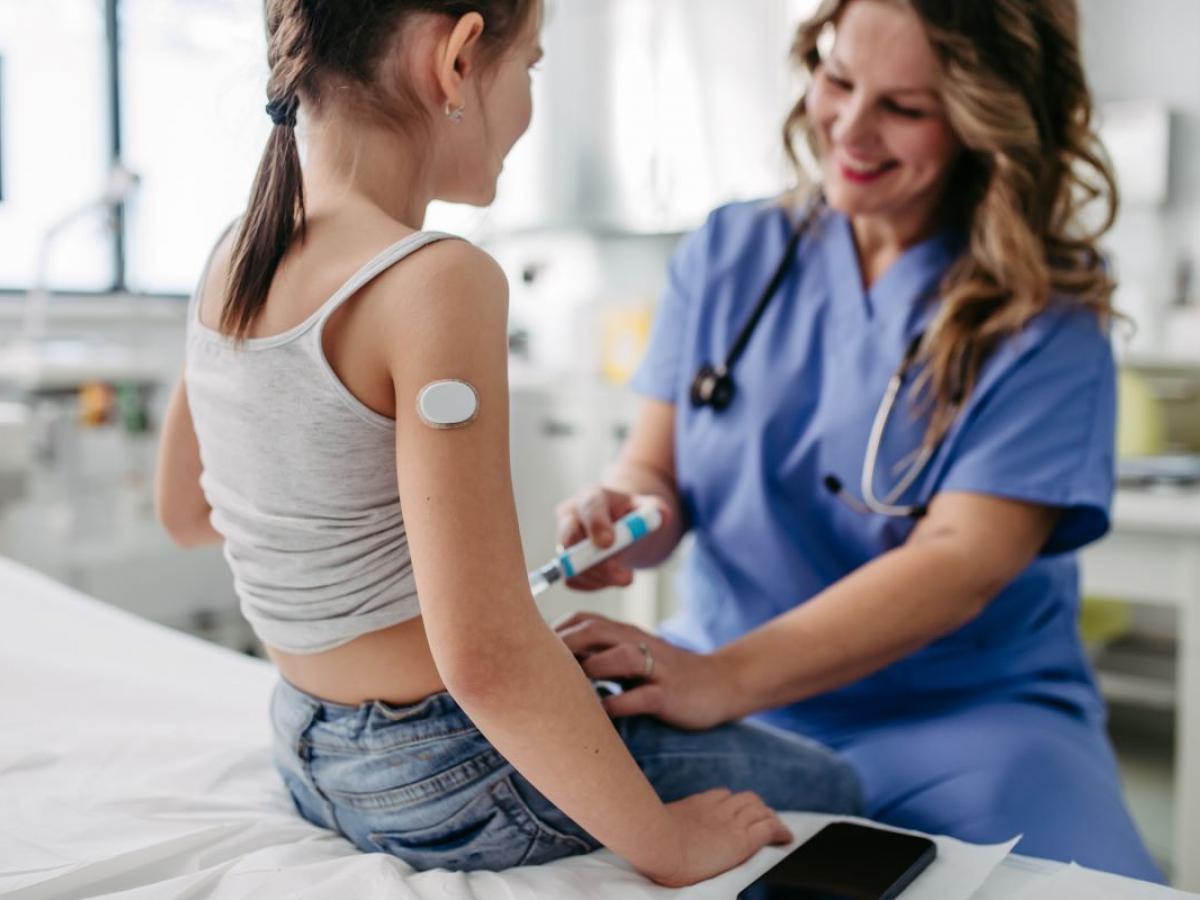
{"left": 631, "top": 199, "right": 1117, "bottom": 742}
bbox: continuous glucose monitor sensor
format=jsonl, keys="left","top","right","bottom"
{"left": 417, "top": 380, "right": 479, "bottom": 428}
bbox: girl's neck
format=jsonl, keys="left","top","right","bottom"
{"left": 303, "top": 116, "right": 436, "bottom": 229}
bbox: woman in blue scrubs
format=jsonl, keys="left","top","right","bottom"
{"left": 553, "top": 0, "right": 1163, "bottom": 883}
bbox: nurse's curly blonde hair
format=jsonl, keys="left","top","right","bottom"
{"left": 784, "top": 0, "right": 1119, "bottom": 449}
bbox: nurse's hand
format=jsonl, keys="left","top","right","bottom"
{"left": 554, "top": 486, "right": 671, "bottom": 591}
{"left": 554, "top": 611, "right": 738, "bottom": 731}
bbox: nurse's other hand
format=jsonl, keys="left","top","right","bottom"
{"left": 554, "top": 486, "right": 669, "bottom": 592}
{"left": 554, "top": 612, "right": 738, "bottom": 730}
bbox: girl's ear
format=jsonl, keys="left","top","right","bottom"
{"left": 435, "top": 13, "right": 486, "bottom": 112}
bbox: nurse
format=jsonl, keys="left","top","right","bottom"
{"left": 553, "top": 0, "right": 1163, "bottom": 883}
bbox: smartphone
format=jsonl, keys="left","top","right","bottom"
{"left": 736, "top": 822, "right": 937, "bottom": 900}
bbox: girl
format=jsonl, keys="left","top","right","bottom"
{"left": 155, "top": 0, "right": 860, "bottom": 884}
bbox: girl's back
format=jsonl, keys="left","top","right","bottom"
{"left": 189, "top": 210, "right": 461, "bottom": 701}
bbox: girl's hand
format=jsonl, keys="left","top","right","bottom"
{"left": 553, "top": 487, "right": 670, "bottom": 591}
{"left": 554, "top": 612, "right": 740, "bottom": 731}
{"left": 644, "top": 789, "right": 793, "bottom": 887}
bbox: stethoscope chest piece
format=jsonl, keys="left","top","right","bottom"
{"left": 689, "top": 210, "right": 815, "bottom": 414}
{"left": 690, "top": 364, "right": 736, "bottom": 410}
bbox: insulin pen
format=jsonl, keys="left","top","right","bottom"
{"left": 529, "top": 506, "right": 664, "bottom": 597}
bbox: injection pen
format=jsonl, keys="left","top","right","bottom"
{"left": 529, "top": 506, "right": 664, "bottom": 597}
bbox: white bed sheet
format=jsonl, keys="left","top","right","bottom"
{"left": 0, "top": 556, "right": 1016, "bottom": 900}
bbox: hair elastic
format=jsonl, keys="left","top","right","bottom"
{"left": 265, "top": 96, "right": 299, "bottom": 128}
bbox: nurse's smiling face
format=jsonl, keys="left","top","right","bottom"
{"left": 807, "top": 0, "right": 961, "bottom": 242}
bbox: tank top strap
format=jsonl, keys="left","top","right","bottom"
{"left": 312, "top": 230, "right": 459, "bottom": 330}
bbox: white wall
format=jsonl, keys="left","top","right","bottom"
{"left": 1078, "top": 0, "right": 1200, "bottom": 354}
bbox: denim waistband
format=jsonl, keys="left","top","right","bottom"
{"left": 272, "top": 676, "right": 477, "bottom": 750}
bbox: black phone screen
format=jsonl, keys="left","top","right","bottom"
{"left": 736, "top": 822, "right": 937, "bottom": 900}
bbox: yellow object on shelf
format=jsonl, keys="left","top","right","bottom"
{"left": 78, "top": 382, "right": 115, "bottom": 427}
{"left": 1116, "top": 369, "right": 1167, "bottom": 458}
{"left": 1079, "top": 595, "right": 1133, "bottom": 651}
{"left": 601, "top": 302, "right": 653, "bottom": 385}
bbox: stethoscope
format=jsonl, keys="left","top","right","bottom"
{"left": 689, "top": 212, "right": 954, "bottom": 520}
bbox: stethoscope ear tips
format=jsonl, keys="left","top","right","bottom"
{"left": 823, "top": 473, "right": 874, "bottom": 516}
{"left": 825, "top": 470, "right": 929, "bottom": 520}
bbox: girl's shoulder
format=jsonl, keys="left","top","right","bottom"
{"left": 197, "top": 209, "right": 504, "bottom": 339}
{"left": 363, "top": 229, "right": 506, "bottom": 320}
{"left": 352, "top": 229, "right": 511, "bottom": 367}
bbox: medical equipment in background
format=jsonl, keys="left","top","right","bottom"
{"left": 1164, "top": 255, "right": 1200, "bottom": 360}
{"left": 488, "top": 232, "right": 605, "bottom": 380}
{"left": 1117, "top": 369, "right": 1168, "bottom": 458}
{"left": 0, "top": 162, "right": 162, "bottom": 394}
{"left": 0, "top": 157, "right": 160, "bottom": 541}
{"left": 528, "top": 505, "right": 663, "bottom": 597}
{"left": 487, "top": 229, "right": 676, "bottom": 385}
{"left": 1099, "top": 102, "right": 1171, "bottom": 209}
{"left": 1094, "top": 101, "right": 1175, "bottom": 357}
{"left": 0, "top": 160, "right": 172, "bottom": 603}
{"left": 0, "top": 402, "right": 30, "bottom": 508}
{"left": 24, "top": 162, "right": 140, "bottom": 342}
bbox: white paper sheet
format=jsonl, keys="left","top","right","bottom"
{"left": 1009, "top": 863, "right": 1198, "bottom": 900}
{"left": 1, "top": 557, "right": 1019, "bottom": 900}
{"left": 676, "top": 817, "right": 1017, "bottom": 900}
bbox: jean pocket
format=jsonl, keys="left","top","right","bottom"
{"left": 323, "top": 746, "right": 507, "bottom": 812}
{"left": 369, "top": 776, "right": 554, "bottom": 872}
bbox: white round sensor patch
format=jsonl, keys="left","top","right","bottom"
{"left": 417, "top": 380, "right": 479, "bottom": 429}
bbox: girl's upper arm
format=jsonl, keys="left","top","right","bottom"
{"left": 376, "top": 241, "right": 534, "bottom": 669}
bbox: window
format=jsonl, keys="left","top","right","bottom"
{"left": 0, "top": 0, "right": 546, "bottom": 295}
{"left": 0, "top": 0, "right": 113, "bottom": 292}
{"left": 604, "top": 0, "right": 805, "bottom": 233}
{"left": 121, "top": 0, "right": 270, "bottom": 295}
{"left": 0, "top": 0, "right": 269, "bottom": 295}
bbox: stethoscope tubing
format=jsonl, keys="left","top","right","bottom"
{"left": 689, "top": 205, "right": 943, "bottom": 520}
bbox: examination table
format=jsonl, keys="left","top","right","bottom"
{"left": 1, "top": 556, "right": 1190, "bottom": 899}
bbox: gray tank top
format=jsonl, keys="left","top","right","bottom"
{"left": 185, "top": 230, "right": 456, "bottom": 654}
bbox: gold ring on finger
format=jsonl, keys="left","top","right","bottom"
{"left": 637, "top": 641, "right": 655, "bottom": 679}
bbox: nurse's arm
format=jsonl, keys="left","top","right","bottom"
{"left": 713, "top": 491, "right": 1060, "bottom": 718}
{"left": 558, "top": 398, "right": 687, "bottom": 573}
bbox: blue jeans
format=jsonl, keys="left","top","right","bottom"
{"left": 270, "top": 678, "right": 862, "bottom": 872}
